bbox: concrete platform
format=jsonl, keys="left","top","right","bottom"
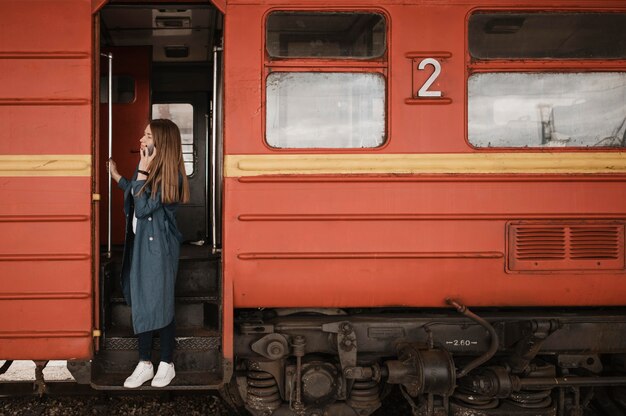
{"left": 0, "top": 360, "right": 74, "bottom": 381}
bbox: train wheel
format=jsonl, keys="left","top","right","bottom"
{"left": 219, "top": 378, "right": 247, "bottom": 415}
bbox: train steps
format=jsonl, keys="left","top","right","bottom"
{"left": 90, "top": 245, "right": 223, "bottom": 390}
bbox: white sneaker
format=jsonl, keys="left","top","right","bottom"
{"left": 151, "top": 361, "right": 175, "bottom": 387}
{"left": 123, "top": 361, "right": 154, "bottom": 388}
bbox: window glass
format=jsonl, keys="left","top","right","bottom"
{"left": 266, "top": 72, "right": 385, "bottom": 148}
{"left": 151, "top": 103, "right": 195, "bottom": 175}
{"left": 468, "top": 72, "right": 626, "bottom": 148}
{"left": 100, "top": 75, "right": 135, "bottom": 104}
{"left": 469, "top": 13, "right": 626, "bottom": 59}
{"left": 266, "top": 12, "right": 386, "bottom": 58}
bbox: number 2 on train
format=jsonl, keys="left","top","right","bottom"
{"left": 417, "top": 57, "right": 442, "bottom": 97}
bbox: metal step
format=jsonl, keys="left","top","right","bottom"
{"left": 91, "top": 371, "right": 223, "bottom": 390}
{"left": 103, "top": 244, "right": 220, "bottom": 295}
{"left": 104, "top": 335, "right": 220, "bottom": 352}
{"left": 109, "top": 302, "right": 219, "bottom": 331}
{"left": 95, "top": 244, "right": 223, "bottom": 390}
{"left": 91, "top": 336, "right": 223, "bottom": 390}
{"left": 103, "top": 327, "right": 220, "bottom": 350}
{"left": 106, "top": 261, "right": 220, "bottom": 296}
{"left": 109, "top": 292, "right": 220, "bottom": 304}
{"left": 177, "top": 258, "right": 220, "bottom": 294}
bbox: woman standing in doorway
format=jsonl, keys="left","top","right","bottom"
{"left": 108, "top": 119, "right": 189, "bottom": 388}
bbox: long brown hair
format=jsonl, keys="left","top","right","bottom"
{"left": 138, "top": 119, "right": 190, "bottom": 204}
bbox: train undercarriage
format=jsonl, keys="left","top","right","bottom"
{"left": 228, "top": 303, "right": 626, "bottom": 416}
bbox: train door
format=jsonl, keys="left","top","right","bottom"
{"left": 151, "top": 93, "right": 208, "bottom": 241}
{"left": 90, "top": 3, "right": 225, "bottom": 389}
{"left": 0, "top": 0, "right": 95, "bottom": 360}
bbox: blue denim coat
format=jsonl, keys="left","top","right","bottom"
{"left": 118, "top": 172, "right": 183, "bottom": 334}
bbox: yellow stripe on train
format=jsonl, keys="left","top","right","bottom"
{"left": 225, "top": 153, "right": 626, "bottom": 177}
{"left": 0, "top": 155, "right": 91, "bottom": 177}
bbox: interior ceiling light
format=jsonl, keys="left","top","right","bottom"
{"left": 155, "top": 17, "right": 191, "bottom": 28}
{"left": 152, "top": 9, "right": 193, "bottom": 36}
{"left": 158, "top": 9, "right": 189, "bottom": 13}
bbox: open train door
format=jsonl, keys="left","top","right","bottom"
{"left": 0, "top": 1, "right": 95, "bottom": 360}
{"left": 87, "top": 0, "right": 228, "bottom": 389}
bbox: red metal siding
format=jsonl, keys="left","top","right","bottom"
{"left": 222, "top": 1, "right": 626, "bottom": 311}
{"left": 0, "top": 0, "right": 94, "bottom": 359}
{"left": 225, "top": 177, "right": 626, "bottom": 308}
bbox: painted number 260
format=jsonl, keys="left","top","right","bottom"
{"left": 417, "top": 58, "right": 442, "bottom": 98}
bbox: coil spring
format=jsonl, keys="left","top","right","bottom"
{"left": 348, "top": 380, "right": 381, "bottom": 409}
{"left": 507, "top": 389, "right": 552, "bottom": 409}
{"left": 246, "top": 370, "right": 282, "bottom": 412}
{"left": 452, "top": 387, "right": 499, "bottom": 410}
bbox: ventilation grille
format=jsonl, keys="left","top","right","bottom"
{"left": 515, "top": 227, "right": 566, "bottom": 260}
{"left": 570, "top": 227, "right": 620, "bottom": 260}
{"left": 508, "top": 222, "right": 625, "bottom": 272}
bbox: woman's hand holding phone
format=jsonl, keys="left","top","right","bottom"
{"left": 138, "top": 144, "right": 156, "bottom": 179}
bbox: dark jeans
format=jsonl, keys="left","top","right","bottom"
{"left": 138, "top": 319, "right": 176, "bottom": 363}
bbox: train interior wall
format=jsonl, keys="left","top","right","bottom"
{"left": 89, "top": 3, "right": 225, "bottom": 389}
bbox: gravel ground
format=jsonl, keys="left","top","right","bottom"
{"left": 0, "top": 361, "right": 411, "bottom": 415}
{"left": 0, "top": 394, "right": 414, "bottom": 416}
{"left": 0, "top": 393, "right": 410, "bottom": 416}
{"left": 0, "top": 394, "right": 234, "bottom": 416}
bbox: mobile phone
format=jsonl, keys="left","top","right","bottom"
{"left": 147, "top": 144, "right": 155, "bottom": 156}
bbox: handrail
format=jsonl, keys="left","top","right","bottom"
{"left": 100, "top": 52, "right": 113, "bottom": 258}
{"left": 211, "top": 46, "right": 223, "bottom": 255}
{"left": 205, "top": 113, "right": 210, "bottom": 242}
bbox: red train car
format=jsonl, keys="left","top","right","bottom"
{"left": 2, "top": 0, "right": 626, "bottom": 414}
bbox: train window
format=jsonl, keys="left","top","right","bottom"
{"left": 100, "top": 75, "right": 135, "bottom": 104}
{"left": 151, "top": 103, "right": 195, "bottom": 175}
{"left": 266, "top": 72, "right": 386, "bottom": 148}
{"left": 469, "top": 13, "right": 626, "bottom": 59}
{"left": 468, "top": 72, "right": 626, "bottom": 148}
{"left": 266, "top": 12, "right": 386, "bottom": 58}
